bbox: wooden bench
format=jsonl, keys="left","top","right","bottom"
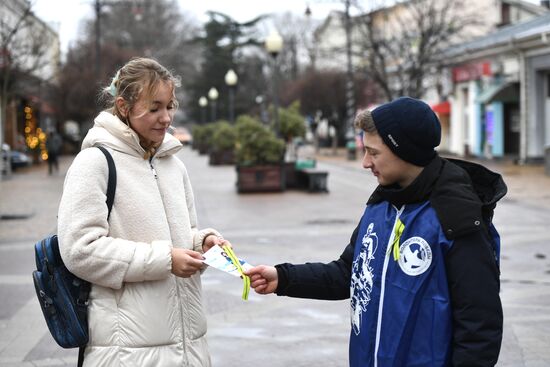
{"left": 296, "top": 168, "right": 329, "bottom": 192}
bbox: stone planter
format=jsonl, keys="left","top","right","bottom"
{"left": 283, "top": 161, "right": 298, "bottom": 188}
{"left": 197, "top": 143, "right": 209, "bottom": 155}
{"left": 209, "top": 150, "right": 235, "bottom": 166}
{"left": 236, "top": 165, "right": 285, "bottom": 193}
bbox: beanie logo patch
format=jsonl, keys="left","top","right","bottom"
{"left": 387, "top": 134, "right": 399, "bottom": 147}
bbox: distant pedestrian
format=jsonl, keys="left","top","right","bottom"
{"left": 246, "top": 97, "right": 507, "bottom": 366}
{"left": 57, "top": 57, "right": 231, "bottom": 366}
{"left": 46, "top": 131, "right": 62, "bottom": 175}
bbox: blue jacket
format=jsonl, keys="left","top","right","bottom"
{"left": 276, "top": 157, "right": 505, "bottom": 366}
{"left": 350, "top": 200, "right": 455, "bottom": 366}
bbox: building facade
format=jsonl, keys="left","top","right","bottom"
{"left": 444, "top": 11, "right": 550, "bottom": 163}
{"left": 313, "top": 0, "right": 548, "bottom": 155}
{"left": 0, "top": 0, "right": 60, "bottom": 168}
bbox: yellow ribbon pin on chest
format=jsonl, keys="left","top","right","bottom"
{"left": 391, "top": 219, "right": 405, "bottom": 261}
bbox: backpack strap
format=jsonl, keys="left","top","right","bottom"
{"left": 75, "top": 146, "right": 116, "bottom": 367}
{"left": 96, "top": 146, "right": 116, "bottom": 219}
{"left": 78, "top": 346, "right": 85, "bottom": 367}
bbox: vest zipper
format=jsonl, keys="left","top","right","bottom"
{"left": 373, "top": 205, "right": 405, "bottom": 367}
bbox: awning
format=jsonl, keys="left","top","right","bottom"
{"left": 431, "top": 101, "right": 450, "bottom": 115}
{"left": 476, "top": 82, "right": 519, "bottom": 104}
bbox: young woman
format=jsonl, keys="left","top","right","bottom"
{"left": 58, "top": 57, "right": 225, "bottom": 366}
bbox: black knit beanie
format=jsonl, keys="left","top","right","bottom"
{"left": 371, "top": 97, "right": 441, "bottom": 166}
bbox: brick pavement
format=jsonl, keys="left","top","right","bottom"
{"left": 0, "top": 156, "right": 73, "bottom": 243}
{"left": 2, "top": 149, "right": 549, "bottom": 241}
{"left": 1, "top": 149, "right": 550, "bottom": 366}
{"left": 316, "top": 147, "right": 550, "bottom": 208}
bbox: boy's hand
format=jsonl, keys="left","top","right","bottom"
{"left": 245, "top": 265, "right": 278, "bottom": 295}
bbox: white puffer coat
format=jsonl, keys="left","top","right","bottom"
{"left": 58, "top": 112, "right": 219, "bottom": 366}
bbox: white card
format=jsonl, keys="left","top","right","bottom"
{"left": 202, "top": 245, "right": 253, "bottom": 277}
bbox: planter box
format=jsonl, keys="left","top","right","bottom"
{"left": 236, "top": 165, "right": 285, "bottom": 193}
{"left": 283, "top": 161, "right": 298, "bottom": 188}
{"left": 209, "top": 150, "right": 235, "bottom": 166}
{"left": 197, "top": 143, "right": 209, "bottom": 155}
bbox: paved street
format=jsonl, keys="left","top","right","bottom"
{"left": 1, "top": 147, "right": 550, "bottom": 366}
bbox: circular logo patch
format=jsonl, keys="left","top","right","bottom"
{"left": 398, "top": 236, "right": 432, "bottom": 276}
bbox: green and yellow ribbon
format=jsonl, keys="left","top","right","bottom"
{"left": 391, "top": 219, "right": 405, "bottom": 261}
{"left": 222, "top": 245, "right": 250, "bottom": 300}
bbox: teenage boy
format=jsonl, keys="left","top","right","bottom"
{"left": 245, "top": 97, "right": 506, "bottom": 367}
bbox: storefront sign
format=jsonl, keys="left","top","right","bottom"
{"left": 452, "top": 62, "right": 492, "bottom": 83}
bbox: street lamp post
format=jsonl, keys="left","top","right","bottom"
{"left": 255, "top": 95, "right": 268, "bottom": 124}
{"left": 198, "top": 96, "right": 208, "bottom": 124}
{"left": 208, "top": 87, "right": 219, "bottom": 122}
{"left": 224, "top": 69, "right": 238, "bottom": 123}
{"left": 304, "top": 3, "right": 316, "bottom": 71}
{"left": 265, "top": 30, "right": 283, "bottom": 136}
{"left": 344, "top": 0, "right": 357, "bottom": 160}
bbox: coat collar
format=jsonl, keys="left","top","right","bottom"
{"left": 82, "top": 111, "right": 182, "bottom": 159}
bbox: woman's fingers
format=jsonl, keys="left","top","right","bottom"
{"left": 171, "top": 248, "right": 205, "bottom": 277}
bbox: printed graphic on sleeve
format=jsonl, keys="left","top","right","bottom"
{"left": 350, "top": 223, "right": 378, "bottom": 336}
{"left": 397, "top": 236, "right": 432, "bottom": 276}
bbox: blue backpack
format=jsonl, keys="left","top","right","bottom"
{"left": 32, "top": 146, "right": 116, "bottom": 365}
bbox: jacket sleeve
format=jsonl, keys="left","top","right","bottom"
{"left": 274, "top": 223, "right": 359, "bottom": 300}
{"left": 58, "top": 148, "right": 172, "bottom": 289}
{"left": 445, "top": 229, "right": 503, "bottom": 366}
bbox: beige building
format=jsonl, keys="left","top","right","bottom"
{"left": 313, "top": 0, "right": 548, "bottom": 153}
{"left": 314, "top": 0, "right": 548, "bottom": 72}
{"left": 443, "top": 11, "right": 550, "bottom": 165}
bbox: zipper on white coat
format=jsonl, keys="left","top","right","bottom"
{"left": 149, "top": 159, "right": 158, "bottom": 179}
{"left": 373, "top": 205, "right": 405, "bottom": 367}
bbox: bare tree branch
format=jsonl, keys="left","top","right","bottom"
{"left": 354, "top": 0, "right": 487, "bottom": 100}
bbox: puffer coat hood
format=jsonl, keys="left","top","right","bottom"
{"left": 58, "top": 112, "right": 219, "bottom": 366}
{"left": 82, "top": 111, "right": 183, "bottom": 158}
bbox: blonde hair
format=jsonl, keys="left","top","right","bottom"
{"left": 102, "top": 57, "right": 180, "bottom": 121}
{"left": 354, "top": 109, "right": 378, "bottom": 134}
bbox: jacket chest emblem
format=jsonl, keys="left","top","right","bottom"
{"left": 397, "top": 236, "right": 432, "bottom": 276}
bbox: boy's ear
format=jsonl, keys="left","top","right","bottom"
{"left": 115, "top": 97, "right": 128, "bottom": 117}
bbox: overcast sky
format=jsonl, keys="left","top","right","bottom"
{"left": 33, "top": 0, "right": 342, "bottom": 55}
{"left": 33, "top": 0, "right": 545, "bottom": 56}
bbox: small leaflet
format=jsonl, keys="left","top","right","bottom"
{"left": 203, "top": 245, "right": 253, "bottom": 277}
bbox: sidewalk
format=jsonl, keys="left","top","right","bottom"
{"left": 315, "top": 147, "right": 550, "bottom": 208}
{"left": 0, "top": 156, "right": 74, "bottom": 244}
{"left": 4, "top": 149, "right": 547, "bottom": 229}
{"left": 1, "top": 148, "right": 549, "bottom": 366}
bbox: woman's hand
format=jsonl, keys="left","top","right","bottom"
{"left": 171, "top": 248, "right": 205, "bottom": 278}
{"left": 244, "top": 265, "right": 278, "bottom": 295}
{"left": 202, "top": 234, "right": 231, "bottom": 253}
